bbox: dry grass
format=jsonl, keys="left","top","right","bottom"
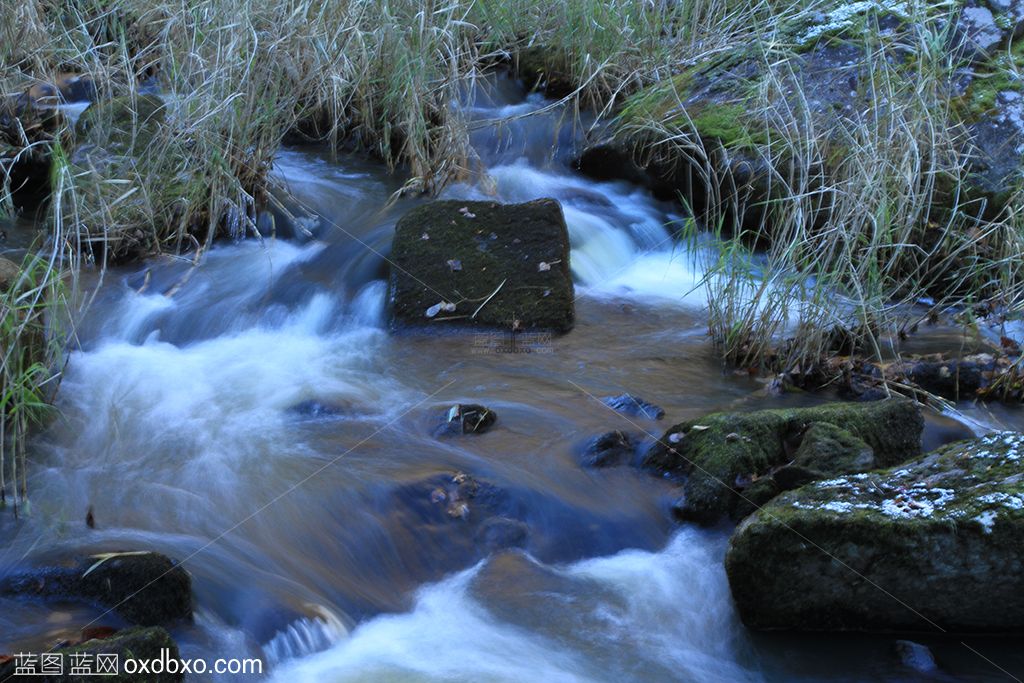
{"left": 621, "top": 1, "right": 1024, "bottom": 379}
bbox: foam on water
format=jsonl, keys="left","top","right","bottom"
{"left": 57, "top": 309, "right": 396, "bottom": 480}
{"left": 445, "top": 160, "right": 706, "bottom": 308}
{"left": 268, "top": 529, "right": 761, "bottom": 683}
{"left": 49, "top": 240, "right": 407, "bottom": 512}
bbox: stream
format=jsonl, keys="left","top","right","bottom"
{"left": 2, "top": 75, "right": 1023, "bottom": 682}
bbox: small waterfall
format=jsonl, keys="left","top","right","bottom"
{"left": 263, "top": 608, "right": 349, "bottom": 667}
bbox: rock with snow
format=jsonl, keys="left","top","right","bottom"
{"left": 725, "top": 432, "right": 1024, "bottom": 632}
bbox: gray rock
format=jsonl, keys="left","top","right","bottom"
{"left": 968, "top": 90, "right": 1024, "bottom": 206}
{"left": 954, "top": 7, "right": 1006, "bottom": 62}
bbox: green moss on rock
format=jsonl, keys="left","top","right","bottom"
{"left": 726, "top": 431, "right": 1024, "bottom": 632}
{"left": 0, "top": 626, "right": 182, "bottom": 682}
{"left": 387, "top": 199, "right": 575, "bottom": 333}
{"left": 793, "top": 421, "right": 875, "bottom": 474}
{"left": 644, "top": 399, "right": 922, "bottom": 523}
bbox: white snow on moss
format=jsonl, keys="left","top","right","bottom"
{"left": 797, "top": 0, "right": 910, "bottom": 44}
{"left": 977, "top": 492, "right": 1024, "bottom": 510}
{"left": 976, "top": 431, "right": 1024, "bottom": 461}
{"left": 975, "top": 510, "right": 998, "bottom": 534}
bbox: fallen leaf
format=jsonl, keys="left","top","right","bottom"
{"left": 81, "top": 626, "right": 118, "bottom": 642}
{"left": 426, "top": 303, "right": 443, "bottom": 318}
{"left": 446, "top": 259, "right": 463, "bottom": 271}
{"left": 537, "top": 261, "right": 551, "bottom": 272}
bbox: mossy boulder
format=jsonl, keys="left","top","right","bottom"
{"left": 0, "top": 551, "right": 192, "bottom": 627}
{"left": 792, "top": 421, "right": 876, "bottom": 474}
{"left": 726, "top": 432, "right": 1024, "bottom": 632}
{"left": 0, "top": 626, "right": 182, "bottom": 682}
{"left": 387, "top": 199, "right": 574, "bottom": 333}
{"left": 643, "top": 399, "right": 923, "bottom": 523}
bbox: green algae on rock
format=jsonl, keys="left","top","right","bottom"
{"left": 725, "top": 431, "right": 1024, "bottom": 632}
{"left": 643, "top": 399, "right": 923, "bottom": 523}
{"left": 388, "top": 199, "right": 574, "bottom": 333}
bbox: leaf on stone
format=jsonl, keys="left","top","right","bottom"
{"left": 690, "top": 425, "right": 710, "bottom": 432}
{"left": 82, "top": 550, "right": 154, "bottom": 578}
{"left": 442, "top": 301, "right": 457, "bottom": 312}
{"left": 447, "top": 259, "right": 462, "bottom": 271}
{"left": 447, "top": 405, "right": 460, "bottom": 422}
{"left": 537, "top": 261, "right": 551, "bottom": 272}
{"left": 426, "top": 302, "right": 444, "bottom": 318}
{"left": 458, "top": 206, "right": 476, "bottom": 219}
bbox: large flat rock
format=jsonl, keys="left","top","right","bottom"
{"left": 387, "top": 199, "right": 574, "bottom": 333}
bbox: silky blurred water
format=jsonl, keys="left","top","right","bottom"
{"left": 1, "top": 75, "right": 1021, "bottom": 682}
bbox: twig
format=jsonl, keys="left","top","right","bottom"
{"left": 472, "top": 278, "right": 506, "bottom": 319}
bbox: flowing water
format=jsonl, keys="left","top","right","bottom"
{"left": 2, "top": 75, "right": 1023, "bottom": 682}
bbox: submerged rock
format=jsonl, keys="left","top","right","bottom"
{"left": 643, "top": 399, "right": 923, "bottom": 523}
{"left": 580, "top": 430, "right": 641, "bottom": 468}
{"left": 600, "top": 394, "right": 665, "bottom": 420}
{"left": 0, "top": 626, "right": 182, "bottom": 682}
{"left": 0, "top": 551, "right": 192, "bottom": 627}
{"left": 726, "top": 432, "right": 1024, "bottom": 632}
{"left": 388, "top": 199, "right": 574, "bottom": 333}
{"left": 391, "top": 471, "right": 529, "bottom": 562}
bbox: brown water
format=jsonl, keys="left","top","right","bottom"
{"left": 1, "top": 75, "right": 1022, "bottom": 682}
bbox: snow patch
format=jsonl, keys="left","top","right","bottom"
{"left": 798, "top": 0, "right": 910, "bottom": 44}
{"left": 975, "top": 510, "right": 998, "bottom": 534}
